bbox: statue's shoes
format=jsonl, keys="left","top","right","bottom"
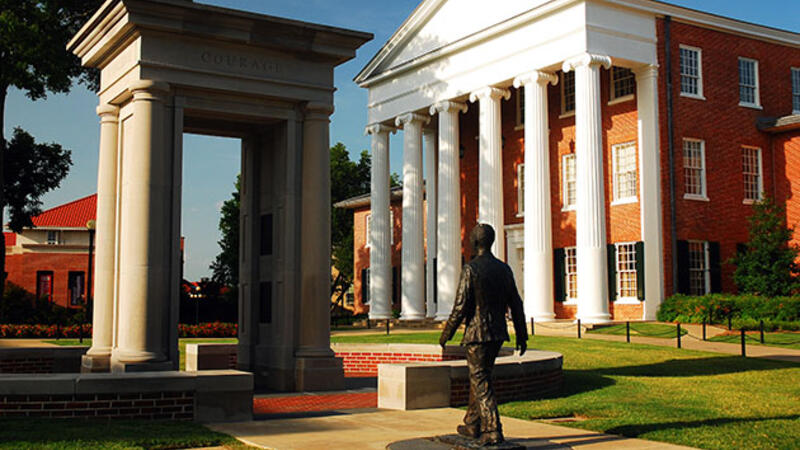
{"left": 478, "top": 431, "right": 504, "bottom": 446}
{"left": 456, "top": 424, "right": 480, "bottom": 438}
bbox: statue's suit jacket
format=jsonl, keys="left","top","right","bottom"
{"left": 441, "top": 253, "right": 528, "bottom": 345}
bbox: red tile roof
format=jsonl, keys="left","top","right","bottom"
{"left": 31, "top": 194, "right": 97, "bottom": 228}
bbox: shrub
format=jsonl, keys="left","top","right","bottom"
{"left": 0, "top": 322, "right": 238, "bottom": 338}
{"left": 178, "top": 322, "right": 237, "bottom": 338}
{"left": 657, "top": 294, "right": 800, "bottom": 330}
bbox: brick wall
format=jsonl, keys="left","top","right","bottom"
{"left": 335, "top": 350, "right": 461, "bottom": 377}
{"left": 450, "top": 369, "right": 564, "bottom": 406}
{"left": 0, "top": 391, "right": 194, "bottom": 420}
{"left": 0, "top": 357, "right": 55, "bottom": 374}
{"left": 5, "top": 251, "right": 94, "bottom": 309}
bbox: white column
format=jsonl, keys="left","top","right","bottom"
{"left": 513, "top": 71, "right": 558, "bottom": 322}
{"left": 83, "top": 104, "right": 119, "bottom": 371}
{"left": 635, "top": 64, "right": 665, "bottom": 320}
{"left": 563, "top": 54, "right": 612, "bottom": 324}
{"left": 395, "top": 112, "right": 429, "bottom": 321}
{"left": 430, "top": 101, "right": 468, "bottom": 321}
{"left": 113, "top": 80, "right": 172, "bottom": 368}
{"left": 366, "top": 124, "right": 394, "bottom": 320}
{"left": 469, "top": 87, "right": 510, "bottom": 260}
{"left": 423, "top": 128, "right": 437, "bottom": 318}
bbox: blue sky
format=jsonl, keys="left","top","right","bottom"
{"left": 4, "top": 0, "right": 797, "bottom": 280}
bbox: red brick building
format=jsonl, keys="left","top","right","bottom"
{"left": 5, "top": 194, "right": 97, "bottom": 308}
{"left": 344, "top": 0, "right": 800, "bottom": 322}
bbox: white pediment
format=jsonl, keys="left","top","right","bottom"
{"left": 359, "top": 0, "right": 549, "bottom": 83}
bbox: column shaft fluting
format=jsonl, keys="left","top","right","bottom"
{"left": 396, "top": 113, "right": 429, "bottom": 321}
{"left": 514, "top": 72, "right": 557, "bottom": 321}
{"left": 298, "top": 104, "right": 335, "bottom": 356}
{"left": 430, "top": 102, "right": 467, "bottom": 321}
{"left": 423, "top": 128, "right": 437, "bottom": 318}
{"left": 86, "top": 104, "right": 119, "bottom": 365}
{"left": 114, "top": 80, "right": 172, "bottom": 366}
{"left": 564, "top": 54, "right": 612, "bottom": 324}
{"left": 635, "top": 64, "right": 665, "bottom": 320}
{"left": 366, "top": 124, "right": 393, "bottom": 320}
{"left": 470, "top": 87, "right": 510, "bottom": 260}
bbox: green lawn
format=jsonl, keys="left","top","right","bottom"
{"left": 334, "top": 331, "right": 800, "bottom": 450}
{"left": 45, "top": 338, "right": 238, "bottom": 371}
{"left": 0, "top": 419, "right": 247, "bottom": 449}
{"left": 709, "top": 332, "right": 800, "bottom": 350}
{"left": 587, "top": 323, "right": 687, "bottom": 338}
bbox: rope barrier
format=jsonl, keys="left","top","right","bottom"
{"left": 534, "top": 322, "right": 581, "bottom": 330}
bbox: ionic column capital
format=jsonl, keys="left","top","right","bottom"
{"left": 513, "top": 70, "right": 558, "bottom": 88}
{"left": 130, "top": 80, "right": 170, "bottom": 102}
{"left": 395, "top": 112, "right": 430, "bottom": 128}
{"left": 562, "top": 53, "right": 612, "bottom": 73}
{"left": 365, "top": 123, "right": 396, "bottom": 136}
{"left": 96, "top": 104, "right": 120, "bottom": 123}
{"left": 469, "top": 86, "right": 510, "bottom": 103}
{"left": 305, "top": 102, "right": 335, "bottom": 121}
{"left": 633, "top": 64, "right": 659, "bottom": 80}
{"left": 429, "top": 101, "right": 468, "bottom": 116}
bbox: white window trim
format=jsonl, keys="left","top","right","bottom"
{"left": 791, "top": 67, "right": 800, "bottom": 114}
{"left": 742, "top": 145, "right": 763, "bottom": 204}
{"left": 560, "top": 71, "right": 576, "bottom": 117}
{"left": 515, "top": 87, "right": 525, "bottom": 130}
{"left": 365, "top": 213, "right": 372, "bottom": 249}
{"left": 614, "top": 242, "right": 639, "bottom": 303}
{"left": 688, "top": 240, "right": 711, "bottom": 295}
{"left": 682, "top": 138, "right": 708, "bottom": 201}
{"left": 609, "top": 67, "right": 635, "bottom": 105}
{"left": 564, "top": 246, "right": 578, "bottom": 304}
{"left": 679, "top": 45, "right": 705, "bottom": 100}
{"left": 561, "top": 154, "right": 576, "bottom": 212}
{"left": 611, "top": 141, "right": 638, "bottom": 205}
{"left": 738, "top": 57, "right": 762, "bottom": 109}
{"left": 516, "top": 163, "right": 525, "bottom": 218}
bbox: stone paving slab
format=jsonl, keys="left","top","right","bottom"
{"left": 208, "top": 408, "right": 695, "bottom": 450}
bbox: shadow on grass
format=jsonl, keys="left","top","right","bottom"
{"left": 599, "top": 355, "right": 798, "bottom": 378}
{"left": 605, "top": 415, "right": 800, "bottom": 438}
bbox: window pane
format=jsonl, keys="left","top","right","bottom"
{"left": 680, "top": 48, "right": 699, "bottom": 95}
{"left": 688, "top": 242, "right": 708, "bottom": 295}
{"left": 739, "top": 59, "right": 757, "bottom": 104}
{"left": 565, "top": 247, "right": 577, "bottom": 299}
{"left": 792, "top": 68, "right": 800, "bottom": 112}
{"left": 616, "top": 243, "right": 637, "bottom": 298}
{"left": 683, "top": 140, "right": 705, "bottom": 196}
{"left": 613, "top": 142, "right": 637, "bottom": 200}
{"left": 563, "top": 71, "right": 575, "bottom": 112}
{"left": 742, "top": 147, "right": 762, "bottom": 201}
{"left": 563, "top": 155, "right": 576, "bottom": 207}
{"left": 518, "top": 164, "right": 525, "bottom": 214}
{"left": 612, "top": 67, "right": 635, "bottom": 99}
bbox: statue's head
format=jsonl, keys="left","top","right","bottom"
{"left": 470, "top": 223, "right": 495, "bottom": 254}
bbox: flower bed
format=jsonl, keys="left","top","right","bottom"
{"left": 178, "top": 322, "right": 238, "bottom": 338}
{"left": 0, "top": 322, "right": 238, "bottom": 338}
{"left": 657, "top": 294, "right": 800, "bottom": 331}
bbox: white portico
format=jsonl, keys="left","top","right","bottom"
{"left": 356, "top": 0, "right": 665, "bottom": 323}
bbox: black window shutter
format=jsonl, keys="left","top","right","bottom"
{"left": 361, "top": 268, "right": 368, "bottom": 304}
{"left": 735, "top": 242, "right": 747, "bottom": 256}
{"left": 553, "top": 248, "right": 566, "bottom": 302}
{"left": 635, "top": 241, "right": 645, "bottom": 300}
{"left": 709, "top": 241, "right": 722, "bottom": 293}
{"left": 676, "top": 240, "right": 690, "bottom": 294}
{"left": 607, "top": 244, "right": 617, "bottom": 302}
{"left": 392, "top": 266, "right": 399, "bottom": 306}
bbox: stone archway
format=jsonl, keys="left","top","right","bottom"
{"left": 68, "top": 0, "right": 371, "bottom": 391}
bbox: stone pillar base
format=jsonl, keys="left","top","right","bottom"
{"left": 532, "top": 314, "right": 557, "bottom": 322}
{"left": 111, "top": 360, "right": 174, "bottom": 373}
{"left": 81, "top": 354, "right": 111, "bottom": 373}
{"left": 295, "top": 356, "right": 345, "bottom": 392}
{"left": 577, "top": 314, "right": 611, "bottom": 325}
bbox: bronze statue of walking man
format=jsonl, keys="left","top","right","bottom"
{"left": 439, "top": 223, "right": 528, "bottom": 446}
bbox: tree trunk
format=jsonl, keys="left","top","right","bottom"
{"left": 0, "top": 85, "right": 6, "bottom": 316}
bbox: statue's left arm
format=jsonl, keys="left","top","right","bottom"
{"left": 439, "top": 264, "right": 473, "bottom": 346}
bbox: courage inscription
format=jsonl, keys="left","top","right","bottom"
{"left": 200, "top": 51, "right": 281, "bottom": 75}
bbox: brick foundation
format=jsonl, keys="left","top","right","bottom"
{"left": 0, "top": 391, "right": 194, "bottom": 420}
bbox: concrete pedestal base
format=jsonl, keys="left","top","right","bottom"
{"left": 111, "top": 360, "right": 174, "bottom": 373}
{"left": 295, "top": 356, "right": 345, "bottom": 392}
{"left": 81, "top": 354, "right": 110, "bottom": 373}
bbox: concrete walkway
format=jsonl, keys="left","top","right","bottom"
{"left": 209, "top": 408, "right": 694, "bottom": 450}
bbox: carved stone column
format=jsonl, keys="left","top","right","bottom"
{"left": 635, "top": 64, "right": 665, "bottom": 320}
{"left": 366, "top": 124, "right": 394, "bottom": 320}
{"left": 563, "top": 54, "right": 612, "bottom": 324}
{"left": 423, "top": 127, "right": 437, "bottom": 318}
{"left": 82, "top": 104, "right": 119, "bottom": 373}
{"left": 395, "top": 112, "right": 430, "bottom": 321}
{"left": 469, "top": 87, "right": 510, "bottom": 260}
{"left": 513, "top": 71, "right": 558, "bottom": 322}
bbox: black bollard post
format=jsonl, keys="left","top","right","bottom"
{"left": 386, "top": 319, "right": 390, "bottom": 336}
{"left": 530, "top": 317, "right": 535, "bottom": 336}
{"left": 677, "top": 323, "right": 682, "bottom": 349}
{"left": 577, "top": 319, "right": 582, "bottom": 339}
{"left": 702, "top": 319, "right": 707, "bottom": 341}
{"left": 741, "top": 328, "right": 746, "bottom": 357}
{"left": 626, "top": 321, "right": 630, "bottom": 343}
{"left": 760, "top": 320, "right": 765, "bottom": 344}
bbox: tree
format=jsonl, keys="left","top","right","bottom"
{"left": 330, "top": 143, "right": 371, "bottom": 285}
{"left": 0, "top": 0, "right": 103, "bottom": 288}
{"left": 210, "top": 175, "right": 240, "bottom": 290}
{"left": 730, "top": 196, "right": 800, "bottom": 296}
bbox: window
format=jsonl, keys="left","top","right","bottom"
{"left": 561, "top": 71, "right": 576, "bottom": 114}
{"left": 738, "top": 58, "right": 760, "bottom": 107}
{"left": 46, "top": 231, "right": 60, "bottom": 245}
{"left": 516, "top": 87, "right": 525, "bottom": 128}
{"left": 679, "top": 46, "right": 703, "bottom": 98}
{"left": 365, "top": 211, "right": 394, "bottom": 248}
{"left": 610, "top": 67, "right": 635, "bottom": 101}
{"left": 68, "top": 271, "right": 85, "bottom": 306}
{"left": 517, "top": 163, "right": 525, "bottom": 216}
{"left": 616, "top": 243, "right": 637, "bottom": 299}
{"left": 562, "top": 154, "right": 576, "bottom": 209}
{"left": 36, "top": 271, "right": 54, "bottom": 302}
{"left": 792, "top": 68, "right": 800, "bottom": 113}
{"left": 688, "top": 241, "right": 710, "bottom": 296}
{"left": 742, "top": 146, "right": 763, "bottom": 202}
{"left": 565, "top": 247, "right": 577, "bottom": 301}
{"left": 683, "top": 139, "right": 707, "bottom": 199}
{"left": 612, "top": 142, "right": 638, "bottom": 202}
